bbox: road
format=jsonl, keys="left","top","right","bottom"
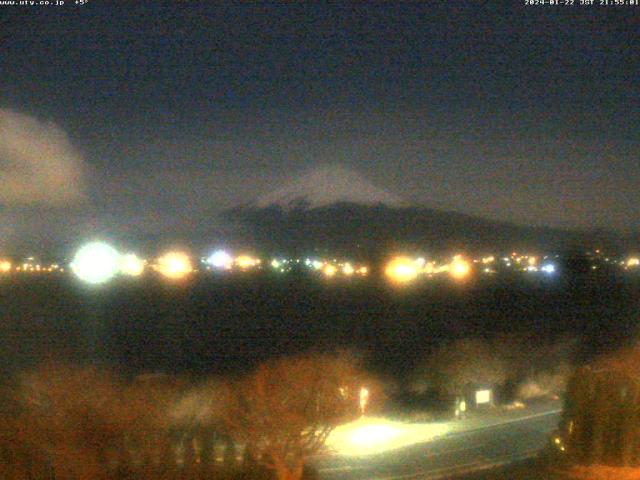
{"left": 315, "top": 400, "right": 561, "bottom": 480}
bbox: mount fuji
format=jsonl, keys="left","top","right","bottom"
{"left": 255, "top": 164, "right": 405, "bottom": 210}
{"left": 221, "top": 165, "right": 620, "bottom": 258}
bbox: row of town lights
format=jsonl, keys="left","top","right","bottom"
{"left": 67, "top": 242, "right": 476, "bottom": 286}
{"left": 69, "top": 242, "right": 195, "bottom": 284}
{"left": 69, "top": 244, "right": 270, "bottom": 284}
{"left": 5, "top": 242, "right": 636, "bottom": 285}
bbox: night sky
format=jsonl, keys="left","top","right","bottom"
{"left": 0, "top": 2, "right": 638, "bottom": 252}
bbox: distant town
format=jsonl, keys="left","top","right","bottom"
{"left": 1, "top": 243, "right": 639, "bottom": 285}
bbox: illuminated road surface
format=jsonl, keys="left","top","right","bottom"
{"left": 316, "top": 400, "right": 561, "bottom": 480}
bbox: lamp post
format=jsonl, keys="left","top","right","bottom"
{"left": 359, "top": 387, "right": 369, "bottom": 416}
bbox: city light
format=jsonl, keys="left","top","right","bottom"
{"left": 422, "top": 262, "right": 438, "bottom": 276}
{"left": 206, "top": 250, "right": 233, "bottom": 270}
{"left": 119, "top": 253, "right": 145, "bottom": 277}
{"left": 323, "top": 264, "right": 337, "bottom": 277}
{"left": 449, "top": 255, "right": 471, "bottom": 280}
{"left": 8, "top": 243, "right": 640, "bottom": 284}
{"left": 70, "top": 242, "right": 120, "bottom": 284}
{"left": 343, "top": 263, "right": 355, "bottom": 276}
{"left": 235, "top": 255, "right": 260, "bottom": 269}
{"left": 385, "top": 256, "right": 419, "bottom": 283}
{"left": 154, "top": 251, "right": 193, "bottom": 280}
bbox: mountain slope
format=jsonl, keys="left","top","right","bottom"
{"left": 223, "top": 202, "right": 624, "bottom": 260}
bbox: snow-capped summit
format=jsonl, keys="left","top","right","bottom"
{"left": 256, "top": 164, "right": 405, "bottom": 210}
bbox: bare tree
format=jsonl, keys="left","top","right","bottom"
{"left": 0, "top": 379, "right": 52, "bottom": 480}
{"left": 170, "top": 378, "right": 229, "bottom": 468}
{"left": 224, "top": 352, "right": 377, "bottom": 480}
{"left": 18, "top": 363, "right": 126, "bottom": 480}
{"left": 119, "top": 373, "right": 188, "bottom": 473}
{"left": 15, "top": 364, "right": 187, "bottom": 479}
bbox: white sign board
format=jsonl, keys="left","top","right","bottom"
{"left": 475, "top": 389, "right": 491, "bottom": 405}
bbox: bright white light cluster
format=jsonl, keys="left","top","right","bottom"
{"left": 71, "top": 242, "right": 122, "bottom": 284}
{"left": 70, "top": 242, "right": 148, "bottom": 284}
{"left": 206, "top": 250, "right": 233, "bottom": 269}
{"left": 204, "top": 250, "right": 261, "bottom": 271}
{"left": 541, "top": 263, "right": 556, "bottom": 274}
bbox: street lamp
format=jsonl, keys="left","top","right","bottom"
{"left": 359, "top": 387, "right": 369, "bottom": 416}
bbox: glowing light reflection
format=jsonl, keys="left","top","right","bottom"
{"left": 326, "top": 417, "right": 449, "bottom": 457}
